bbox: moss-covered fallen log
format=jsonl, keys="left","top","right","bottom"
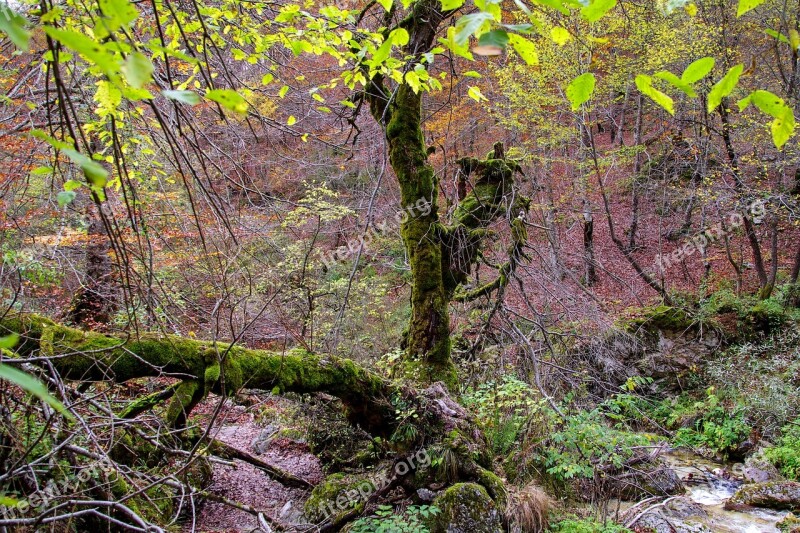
{"left": 0, "top": 313, "right": 402, "bottom": 433}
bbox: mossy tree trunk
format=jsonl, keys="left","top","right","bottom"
{"left": 364, "top": 1, "right": 528, "bottom": 388}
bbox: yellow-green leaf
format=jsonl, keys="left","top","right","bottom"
{"left": 508, "top": 33, "right": 538, "bottom": 65}
{"left": 681, "top": 57, "right": 715, "bottom": 84}
{"left": 206, "top": 89, "right": 248, "bottom": 114}
{"left": 287, "top": 115, "right": 297, "bottom": 125}
{"left": 122, "top": 52, "right": 154, "bottom": 89}
{"left": 0, "top": 4, "right": 31, "bottom": 51}
{"left": 737, "top": 0, "right": 766, "bottom": 16}
{"left": 468, "top": 86, "right": 488, "bottom": 102}
{"left": 635, "top": 74, "right": 675, "bottom": 115}
{"left": 581, "top": 0, "right": 617, "bottom": 23}
{"left": 566, "top": 73, "right": 596, "bottom": 111}
{"left": 0, "top": 363, "right": 73, "bottom": 419}
{"left": 707, "top": 64, "right": 743, "bottom": 113}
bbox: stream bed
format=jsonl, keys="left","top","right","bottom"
{"left": 657, "top": 451, "right": 789, "bottom": 532}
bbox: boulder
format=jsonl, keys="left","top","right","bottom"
{"left": 743, "top": 454, "right": 784, "bottom": 484}
{"left": 630, "top": 497, "right": 711, "bottom": 533}
{"left": 427, "top": 483, "right": 504, "bottom": 533}
{"left": 725, "top": 481, "right": 800, "bottom": 511}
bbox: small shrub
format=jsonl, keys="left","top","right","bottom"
{"left": 764, "top": 420, "right": 800, "bottom": 480}
{"left": 350, "top": 504, "right": 439, "bottom": 533}
{"left": 463, "top": 376, "right": 543, "bottom": 457}
{"left": 547, "top": 516, "right": 632, "bottom": 533}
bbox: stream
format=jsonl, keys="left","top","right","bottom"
{"left": 658, "top": 451, "right": 789, "bottom": 532}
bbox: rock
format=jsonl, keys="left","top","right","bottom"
{"left": 417, "top": 488, "right": 436, "bottom": 502}
{"left": 726, "top": 481, "right": 800, "bottom": 511}
{"left": 589, "top": 459, "right": 685, "bottom": 500}
{"left": 743, "top": 454, "right": 784, "bottom": 483}
{"left": 630, "top": 497, "right": 711, "bottom": 533}
{"left": 427, "top": 483, "right": 504, "bottom": 533}
{"left": 251, "top": 423, "right": 279, "bottom": 454}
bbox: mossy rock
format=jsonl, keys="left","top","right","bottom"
{"left": 303, "top": 472, "right": 376, "bottom": 522}
{"left": 726, "top": 481, "right": 800, "bottom": 511}
{"left": 621, "top": 305, "right": 694, "bottom": 333}
{"left": 426, "top": 483, "right": 504, "bottom": 533}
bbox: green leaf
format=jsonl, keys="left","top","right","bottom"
{"left": 442, "top": 0, "right": 465, "bottom": 10}
{"left": 0, "top": 4, "right": 31, "bottom": 51}
{"left": 655, "top": 71, "right": 696, "bottom": 97}
{"left": 681, "top": 57, "right": 715, "bottom": 84}
{"left": 162, "top": 89, "right": 200, "bottom": 105}
{"left": 764, "top": 29, "right": 790, "bottom": 45}
{"left": 741, "top": 90, "right": 797, "bottom": 149}
{"left": 30, "top": 166, "right": 54, "bottom": 176}
{"left": 206, "top": 89, "right": 248, "bottom": 114}
{"left": 477, "top": 29, "right": 508, "bottom": 49}
{"left": 0, "top": 363, "right": 73, "bottom": 418}
{"left": 581, "top": 0, "right": 617, "bottom": 23}
{"left": 462, "top": 70, "right": 482, "bottom": 78}
{"left": 57, "top": 190, "right": 77, "bottom": 207}
{"left": 0, "top": 334, "right": 18, "bottom": 349}
{"left": 707, "top": 64, "right": 743, "bottom": 113}
{"left": 287, "top": 115, "right": 297, "bottom": 125}
{"left": 467, "top": 86, "right": 488, "bottom": 102}
{"left": 376, "top": 0, "right": 393, "bottom": 10}
{"left": 454, "top": 12, "right": 494, "bottom": 46}
{"left": 566, "top": 73, "right": 596, "bottom": 111}
{"left": 44, "top": 27, "right": 119, "bottom": 80}
{"left": 635, "top": 74, "right": 675, "bottom": 115}
{"left": 279, "top": 85, "right": 290, "bottom": 98}
{"left": 122, "top": 52, "right": 154, "bottom": 89}
{"left": 508, "top": 33, "right": 538, "bottom": 65}
{"left": 770, "top": 106, "right": 795, "bottom": 149}
{"left": 64, "top": 179, "right": 83, "bottom": 191}
{"left": 531, "top": 0, "right": 569, "bottom": 14}
{"left": 30, "top": 130, "right": 109, "bottom": 188}
{"left": 737, "top": 0, "right": 766, "bottom": 16}
{"left": 97, "top": 0, "right": 138, "bottom": 32}
{"left": 406, "top": 71, "right": 421, "bottom": 93}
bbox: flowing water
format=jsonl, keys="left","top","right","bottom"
{"left": 662, "top": 451, "right": 789, "bottom": 532}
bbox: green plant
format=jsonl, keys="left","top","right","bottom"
{"left": 764, "top": 420, "right": 800, "bottom": 480}
{"left": 462, "top": 376, "right": 543, "bottom": 456}
{"left": 670, "top": 390, "right": 751, "bottom": 457}
{"left": 547, "top": 516, "right": 632, "bottom": 533}
{"left": 350, "top": 504, "right": 439, "bottom": 533}
{"left": 539, "top": 409, "right": 654, "bottom": 482}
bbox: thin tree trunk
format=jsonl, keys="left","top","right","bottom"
{"left": 579, "top": 120, "right": 597, "bottom": 286}
{"left": 718, "top": 105, "right": 769, "bottom": 291}
{"left": 628, "top": 93, "right": 644, "bottom": 251}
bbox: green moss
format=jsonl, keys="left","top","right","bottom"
{"left": 427, "top": 483, "right": 503, "bottom": 533}
{"left": 475, "top": 467, "right": 508, "bottom": 508}
{"left": 303, "top": 472, "right": 373, "bottom": 522}
{"left": 621, "top": 305, "right": 694, "bottom": 332}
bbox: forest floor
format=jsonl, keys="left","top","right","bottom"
{"left": 186, "top": 396, "right": 321, "bottom": 532}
